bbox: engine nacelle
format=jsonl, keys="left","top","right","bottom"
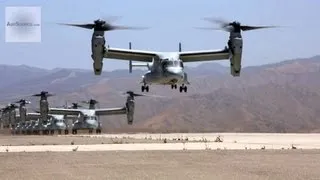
{"left": 91, "top": 35, "right": 106, "bottom": 60}
{"left": 92, "top": 36, "right": 105, "bottom": 50}
{"left": 9, "top": 110, "right": 16, "bottom": 126}
{"left": 40, "top": 100, "right": 49, "bottom": 125}
{"left": 91, "top": 35, "right": 106, "bottom": 75}
{"left": 228, "top": 37, "right": 243, "bottom": 77}
{"left": 19, "top": 106, "right": 27, "bottom": 122}
{"left": 126, "top": 99, "right": 134, "bottom": 125}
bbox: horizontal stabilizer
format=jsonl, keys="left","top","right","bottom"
{"left": 132, "top": 63, "right": 148, "bottom": 67}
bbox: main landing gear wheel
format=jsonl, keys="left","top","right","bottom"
{"left": 65, "top": 130, "right": 69, "bottom": 135}
{"left": 96, "top": 129, "right": 101, "bottom": 134}
{"left": 89, "top": 129, "right": 93, "bottom": 134}
{"left": 171, "top": 84, "right": 177, "bottom": 89}
{"left": 141, "top": 85, "right": 149, "bottom": 92}
{"left": 72, "top": 129, "right": 77, "bottom": 134}
{"left": 179, "top": 85, "right": 187, "bottom": 93}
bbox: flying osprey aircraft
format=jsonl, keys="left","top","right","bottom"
{"left": 58, "top": 17, "right": 278, "bottom": 93}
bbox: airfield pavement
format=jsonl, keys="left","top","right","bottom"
{"left": 1, "top": 133, "right": 320, "bottom": 179}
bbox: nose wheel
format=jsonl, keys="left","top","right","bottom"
{"left": 171, "top": 84, "right": 177, "bottom": 89}
{"left": 141, "top": 85, "right": 149, "bottom": 92}
{"left": 179, "top": 85, "right": 187, "bottom": 93}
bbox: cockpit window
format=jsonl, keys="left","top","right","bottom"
{"left": 162, "top": 60, "right": 181, "bottom": 68}
{"left": 84, "top": 116, "right": 97, "bottom": 120}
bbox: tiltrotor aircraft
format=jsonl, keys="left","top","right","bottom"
{"left": 45, "top": 91, "right": 147, "bottom": 134}
{"left": 13, "top": 99, "right": 31, "bottom": 134}
{"left": 46, "top": 99, "right": 124, "bottom": 134}
{"left": 1, "top": 103, "right": 19, "bottom": 130}
{"left": 29, "top": 112, "right": 69, "bottom": 135}
{"left": 30, "top": 91, "right": 70, "bottom": 135}
{"left": 58, "top": 17, "right": 278, "bottom": 93}
{"left": 10, "top": 98, "right": 68, "bottom": 135}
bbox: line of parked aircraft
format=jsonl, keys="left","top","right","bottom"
{"left": 0, "top": 91, "right": 146, "bottom": 135}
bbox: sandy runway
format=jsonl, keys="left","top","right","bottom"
{"left": 1, "top": 133, "right": 320, "bottom": 152}
{"left": 1, "top": 134, "right": 320, "bottom": 180}
{"left": 1, "top": 150, "right": 320, "bottom": 180}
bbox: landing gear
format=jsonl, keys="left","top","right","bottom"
{"left": 171, "top": 84, "right": 177, "bottom": 89}
{"left": 64, "top": 130, "right": 69, "bottom": 135}
{"left": 96, "top": 129, "right": 101, "bottom": 134}
{"left": 141, "top": 85, "right": 149, "bottom": 92}
{"left": 72, "top": 129, "right": 77, "bottom": 134}
{"left": 89, "top": 129, "right": 93, "bottom": 134}
{"left": 179, "top": 84, "right": 187, "bottom": 93}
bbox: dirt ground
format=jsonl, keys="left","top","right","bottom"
{"left": 0, "top": 135, "right": 173, "bottom": 146}
{"left": 0, "top": 150, "right": 320, "bottom": 180}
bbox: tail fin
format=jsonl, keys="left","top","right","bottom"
{"left": 128, "top": 42, "right": 149, "bottom": 71}
{"left": 129, "top": 42, "right": 132, "bottom": 73}
{"left": 178, "top": 42, "right": 182, "bottom": 52}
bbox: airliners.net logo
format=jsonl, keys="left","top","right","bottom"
{"left": 5, "top": 6, "right": 41, "bottom": 42}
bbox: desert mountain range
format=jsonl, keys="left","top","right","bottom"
{"left": 1, "top": 55, "right": 320, "bottom": 133}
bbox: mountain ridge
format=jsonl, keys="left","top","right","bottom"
{"left": 1, "top": 55, "right": 320, "bottom": 133}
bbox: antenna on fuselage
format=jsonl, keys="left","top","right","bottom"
{"left": 179, "top": 42, "right": 182, "bottom": 52}
{"left": 129, "top": 42, "right": 132, "bottom": 73}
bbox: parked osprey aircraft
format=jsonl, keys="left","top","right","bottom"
{"left": 46, "top": 99, "right": 122, "bottom": 134}
{"left": 58, "top": 17, "right": 278, "bottom": 92}
{"left": 12, "top": 99, "right": 31, "bottom": 134}
{"left": 45, "top": 91, "right": 148, "bottom": 134}
{"left": 0, "top": 103, "right": 18, "bottom": 129}
{"left": 10, "top": 98, "right": 67, "bottom": 135}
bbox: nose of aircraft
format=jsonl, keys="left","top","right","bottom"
{"left": 166, "top": 67, "right": 184, "bottom": 79}
{"left": 85, "top": 119, "right": 98, "bottom": 128}
{"left": 56, "top": 122, "right": 66, "bottom": 129}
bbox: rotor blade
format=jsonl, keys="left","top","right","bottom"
{"left": 110, "top": 25, "right": 149, "bottom": 31}
{"left": 132, "top": 93, "right": 145, "bottom": 97}
{"left": 57, "top": 23, "right": 95, "bottom": 29}
{"left": 102, "top": 16, "right": 122, "bottom": 23}
{"left": 202, "top": 17, "right": 229, "bottom": 26}
{"left": 143, "top": 94, "right": 168, "bottom": 98}
{"left": 240, "top": 25, "right": 279, "bottom": 31}
{"left": 194, "top": 27, "right": 222, "bottom": 30}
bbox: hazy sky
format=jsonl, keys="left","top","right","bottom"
{"left": 0, "top": 0, "right": 319, "bottom": 71}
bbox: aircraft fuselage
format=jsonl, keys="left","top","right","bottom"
{"left": 140, "top": 57, "right": 189, "bottom": 92}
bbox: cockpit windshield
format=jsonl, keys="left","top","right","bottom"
{"left": 54, "top": 119, "right": 64, "bottom": 123}
{"left": 84, "top": 116, "right": 97, "bottom": 120}
{"left": 162, "top": 60, "right": 183, "bottom": 68}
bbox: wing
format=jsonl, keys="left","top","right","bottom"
{"left": 48, "top": 108, "right": 82, "bottom": 116}
{"left": 179, "top": 47, "right": 230, "bottom": 62}
{"left": 95, "top": 107, "right": 127, "bottom": 116}
{"left": 26, "top": 113, "right": 41, "bottom": 120}
{"left": 104, "top": 47, "right": 158, "bottom": 62}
